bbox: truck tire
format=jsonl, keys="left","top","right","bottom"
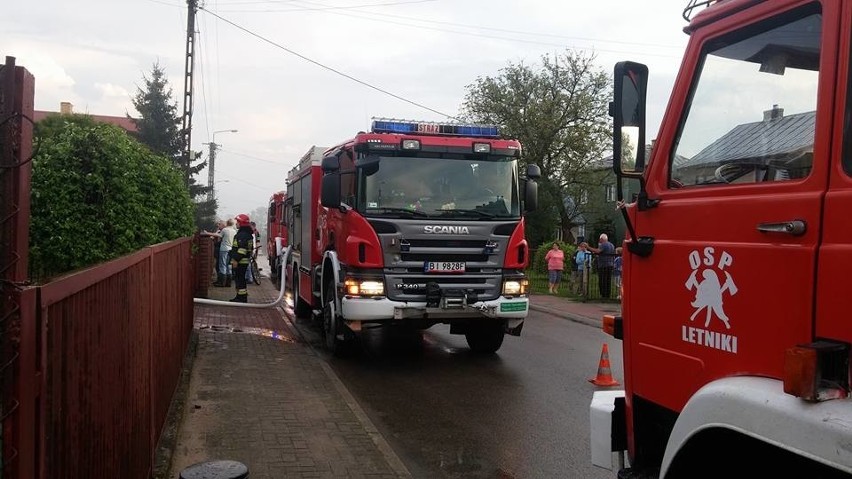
{"left": 322, "top": 287, "right": 347, "bottom": 355}
{"left": 465, "top": 324, "right": 504, "bottom": 354}
{"left": 270, "top": 258, "right": 280, "bottom": 289}
{"left": 293, "top": 275, "right": 312, "bottom": 319}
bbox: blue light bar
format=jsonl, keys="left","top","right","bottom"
{"left": 371, "top": 118, "right": 501, "bottom": 138}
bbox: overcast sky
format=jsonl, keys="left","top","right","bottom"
{"left": 4, "top": 0, "right": 691, "bottom": 218}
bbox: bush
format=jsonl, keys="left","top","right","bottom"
{"left": 531, "top": 239, "right": 577, "bottom": 273}
{"left": 29, "top": 119, "right": 194, "bottom": 280}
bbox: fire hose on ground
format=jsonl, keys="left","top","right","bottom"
{"left": 193, "top": 246, "right": 291, "bottom": 309}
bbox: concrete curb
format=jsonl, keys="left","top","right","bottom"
{"left": 317, "top": 360, "right": 413, "bottom": 478}
{"left": 529, "top": 303, "right": 603, "bottom": 329}
{"left": 280, "top": 308, "right": 413, "bottom": 479}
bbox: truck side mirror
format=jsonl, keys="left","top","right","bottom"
{"left": 524, "top": 178, "right": 539, "bottom": 213}
{"left": 526, "top": 164, "right": 541, "bottom": 180}
{"left": 321, "top": 154, "right": 342, "bottom": 208}
{"left": 613, "top": 61, "right": 648, "bottom": 177}
{"left": 321, "top": 155, "right": 340, "bottom": 173}
{"left": 321, "top": 173, "right": 341, "bottom": 208}
{"left": 523, "top": 164, "right": 540, "bottom": 213}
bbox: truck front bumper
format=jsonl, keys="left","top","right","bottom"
{"left": 590, "top": 390, "right": 628, "bottom": 471}
{"left": 340, "top": 295, "right": 528, "bottom": 329}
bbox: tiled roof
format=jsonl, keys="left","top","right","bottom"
{"left": 678, "top": 110, "right": 815, "bottom": 168}
{"left": 596, "top": 144, "right": 687, "bottom": 170}
{"left": 33, "top": 110, "right": 139, "bottom": 133}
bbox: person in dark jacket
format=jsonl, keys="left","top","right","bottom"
{"left": 229, "top": 214, "right": 254, "bottom": 303}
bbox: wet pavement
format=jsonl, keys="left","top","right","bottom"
{"left": 165, "top": 254, "right": 624, "bottom": 479}
{"left": 165, "top": 268, "right": 410, "bottom": 478}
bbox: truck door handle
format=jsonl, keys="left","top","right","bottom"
{"left": 756, "top": 220, "right": 806, "bottom": 236}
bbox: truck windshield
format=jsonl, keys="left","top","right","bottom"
{"left": 357, "top": 155, "right": 520, "bottom": 219}
{"left": 671, "top": 9, "right": 820, "bottom": 187}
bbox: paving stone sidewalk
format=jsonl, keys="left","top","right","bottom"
{"left": 165, "top": 271, "right": 410, "bottom": 479}
{"left": 528, "top": 294, "right": 622, "bottom": 328}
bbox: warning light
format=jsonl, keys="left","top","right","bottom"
{"left": 371, "top": 118, "right": 501, "bottom": 138}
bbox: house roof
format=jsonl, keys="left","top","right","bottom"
{"left": 677, "top": 110, "right": 815, "bottom": 169}
{"left": 595, "top": 144, "right": 670, "bottom": 170}
{"left": 33, "top": 110, "right": 139, "bottom": 133}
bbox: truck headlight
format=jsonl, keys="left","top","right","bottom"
{"left": 502, "top": 278, "right": 528, "bottom": 296}
{"left": 344, "top": 278, "right": 385, "bottom": 296}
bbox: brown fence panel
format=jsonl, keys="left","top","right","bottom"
{"left": 40, "top": 251, "right": 152, "bottom": 479}
{"left": 34, "top": 238, "right": 192, "bottom": 479}
{"left": 148, "top": 238, "right": 193, "bottom": 460}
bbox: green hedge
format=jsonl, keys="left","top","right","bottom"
{"left": 29, "top": 119, "right": 194, "bottom": 280}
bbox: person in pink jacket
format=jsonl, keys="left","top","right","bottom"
{"left": 544, "top": 242, "right": 565, "bottom": 294}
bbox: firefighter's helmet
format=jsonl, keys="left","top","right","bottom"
{"left": 235, "top": 214, "right": 251, "bottom": 227}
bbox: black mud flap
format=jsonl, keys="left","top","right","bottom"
{"left": 617, "top": 469, "right": 659, "bottom": 479}
{"left": 506, "top": 320, "right": 523, "bottom": 336}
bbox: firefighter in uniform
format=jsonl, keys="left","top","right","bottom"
{"left": 229, "top": 214, "right": 254, "bottom": 303}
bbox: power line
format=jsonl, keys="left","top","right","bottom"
{"left": 325, "top": 5, "right": 682, "bottom": 50}
{"left": 220, "top": 0, "right": 680, "bottom": 52}
{"left": 215, "top": 0, "right": 302, "bottom": 4}
{"left": 219, "top": 174, "right": 276, "bottom": 192}
{"left": 141, "top": 0, "right": 183, "bottom": 8}
{"left": 198, "top": 6, "right": 457, "bottom": 118}
{"left": 216, "top": 0, "right": 436, "bottom": 13}
{"left": 220, "top": 148, "right": 286, "bottom": 165}
{"left": 283, "top": 0, "right": 683, "bottom": 58}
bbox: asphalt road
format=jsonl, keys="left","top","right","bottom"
{"left": 292, "top": 308, "right": 624, "bottom": 479}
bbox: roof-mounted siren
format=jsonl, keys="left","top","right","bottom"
{"left": 682, "top": 0, "right": 718, "bottom": 22}
{"left": 370, "top": 118, "right": 501, "bottom": 139}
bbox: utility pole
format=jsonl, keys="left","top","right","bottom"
{"left": 205, "top": 129, "right": 237, "bottom": 204}
{"left": 207, "top": 141, "right": 217, "bottom": 203}
{"left": 181, "top": 0, "right": 198, "bottom": 186}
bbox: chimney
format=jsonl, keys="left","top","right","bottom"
{"left": 60, "top": 102, "right": 74, "bottom": 114}
{"left": 763, "top": 104, "right": 783, "bottom": 121}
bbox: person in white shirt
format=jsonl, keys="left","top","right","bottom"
{"left": 218, "top": 219, "right": 237, "bottom": 287}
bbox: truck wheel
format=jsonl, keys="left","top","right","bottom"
{"left": 322, "top": 291, "right": 347, "bottom": 355}
{"left": 271, "top": 258, "right": 280, "bottom": 289}
{"left": 293, "top": 278, "right": 312, "bottom": 319}
{"left": 465, "top": 324, "right": 505, "bottom": 354}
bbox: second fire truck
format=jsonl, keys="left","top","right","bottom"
{"left": 285, "top": 118, "right": 540, "bottom": 354}
{"left": 266, "top": 189, "right": 288, "bottom": 287}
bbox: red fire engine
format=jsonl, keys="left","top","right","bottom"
{"left": 285, "top": 118, "right": 540, "bottom": 354}
{"left": 266, "top": 190, "right": 288, "bottom": 287}
{"left": 590, "top": 1, "right": 852, "bottom": 477}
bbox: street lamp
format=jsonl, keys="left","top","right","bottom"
{"left": 206, "top": 129, "right": 238, "bottom": 203}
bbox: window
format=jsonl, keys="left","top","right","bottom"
{"left": 606, "top": 184, "right": 617, "bottom": 202}
{"left": 580, "top": 190, "right": 589, "bottom": 205}
{"left": 671, "top": 7, "right": 820, "bottom": 188}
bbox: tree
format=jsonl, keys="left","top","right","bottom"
{"left": 130, "top": 62, "right": 216, "bottom": 229}
{"left": 460, "top": 50, "right": 611, "bottom": 247}
{"left": 30, "top": 120, "right": 194, "bottom": 280}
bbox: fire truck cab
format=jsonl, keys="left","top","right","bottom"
{"left": 591, "top": 1, "right": 852, "bottom": 477}
{"left": 285, "top": 119, "right": 540, "bottom": 355}
{"left": 266, "top": 190, "right": 288, "bottom": 287}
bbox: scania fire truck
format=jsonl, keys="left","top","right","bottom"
{"left": 267, "top": 189, "right": 288, "bottom": 287}
{"left": 590, "top": 1, "right": 852, "bottom": 477}
{"left": 285, "top": 119, "right": 540, "bottom": 354}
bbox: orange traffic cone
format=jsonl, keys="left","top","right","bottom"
{"left": 589, "top": 343, "right": 620, "bottom": 387}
